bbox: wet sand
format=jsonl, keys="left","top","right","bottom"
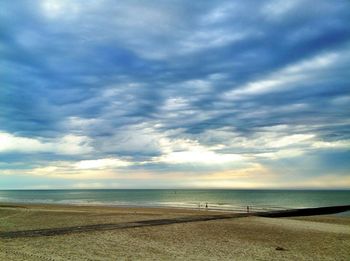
{"left": 0, "top": 203, "right": 349, "bottom": 260}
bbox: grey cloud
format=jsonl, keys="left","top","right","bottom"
{"left": 1, "top": 0, "right": 349, "bottom": 174}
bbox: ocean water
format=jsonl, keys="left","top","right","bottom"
{"left": 0, "top": 189, "right": 349, "bottom": 214}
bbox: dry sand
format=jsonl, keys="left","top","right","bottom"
{"left": 0, "top": 203, "right": 349, "bottom": 260}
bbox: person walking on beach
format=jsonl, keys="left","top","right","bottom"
{"left": 247, "top": 206, "right": 250, "bottom": 213}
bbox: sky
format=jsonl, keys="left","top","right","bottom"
{"left": 1, "top": 0, "right": 350, "bottom": 189}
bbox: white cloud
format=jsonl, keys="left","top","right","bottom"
{"left": 201, "top": 2, "right": 239, "bottom": 24}
{"left": 9, "top": 157, "right": 133, "bottom": 179}
{"left": 94, "top": 123, "right": 162, "bottom": 155}
{"left": 223, "top": 52, "right": 340, "bottom": 100}
{"left": 65, "top": 116, "right": 100, "bottom": 129}
{"left": 195, "top": 126, "right": 350, "bottom": 161}
{"left": 40, "top": 0, "right": 81, "bottom": 19}
{"left": 157, "top": 149, "right": 244, "bottom": 165}
{"left": 179, "top": 30, "right": 248, "bottom": 54}
{"left": 0, "top": 132, "right": 92, "bottom": 155}
{"left": 262, "top": 0, "right": 301, "bottom": 19}
{"left": 155, "top": 137, "right": 245, "bottom": 165}
{"left": 312, "top": 140, "right": 350, "bottom": 149}
{"left": 265, "top": 134, "right": 315, "bottom": 148}
{"left": 256, "top": 149, "right": 305, "bottom": 160}
{"left": 74, "top": 158, "right": 131, "bottom": 170}
{"left": 0, "top": 132, "right": 49, "bottom": 153}
{"left": 55, "top": 134, "right": 93, "bottom": 154}
{"left": 197, "top": 127, "right": 315, "bottom": 149}
{"left": 162, "top": 97, "right": 190, "bottom": 112}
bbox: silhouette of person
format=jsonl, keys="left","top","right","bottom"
{"left": 247, "top": 206, "right": 250, "bottom": 213}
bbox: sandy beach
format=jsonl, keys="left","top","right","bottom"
{"left": 0, "top": 203, "right": 349, "bottom": 260}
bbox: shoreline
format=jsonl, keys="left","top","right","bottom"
{"left": 0, "top": 201, "right": 229, "bottom": 214}
{"left": 2, "top": 201, "right": 349, "bottom": 217}
{"left": 1, "top": 201, "right": 349, "bottom": 216}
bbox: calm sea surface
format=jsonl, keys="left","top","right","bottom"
{"left": 0, "top": 189, "right": 349, "bottom": 214}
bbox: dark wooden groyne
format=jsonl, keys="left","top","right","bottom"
{"left": 256, "top": 204, "right": 350, "bottom": 218}
{"left": 0, "top": 205, "right": 349, "bottom": 239}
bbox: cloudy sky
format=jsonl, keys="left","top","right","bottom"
{"left": 1, "top": 0, "right": 350, "bottom": 189}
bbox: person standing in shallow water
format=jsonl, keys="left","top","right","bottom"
{"left": 205, "top": 203, "right": 208, "bottom": 209}
{"left": 247, "top": 206, "right": 250, "bottom": 213}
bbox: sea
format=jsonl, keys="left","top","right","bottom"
{"left": 0, "top": 189, "right": 349, "bottom": 215}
